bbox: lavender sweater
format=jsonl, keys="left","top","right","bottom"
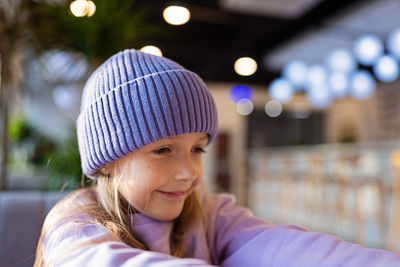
{"left": 43, "top": 189, "right": 400, "bottom": 266}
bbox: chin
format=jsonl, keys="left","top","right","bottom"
{"left": 156, "top": 214, "right": 180, "bottom": 221}
{"left": 152, "top": 207, "right": 184, "bottom": 221}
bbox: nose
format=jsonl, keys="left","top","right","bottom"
{"left": 173, "top": 153, "right": 199, "bottom": 182}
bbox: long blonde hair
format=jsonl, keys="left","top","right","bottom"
{"left": 34, "top": 174, "right": 203, "bottom": 267}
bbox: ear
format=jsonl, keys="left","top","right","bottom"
{"left": 99, "top": 163, "right": 113, "bottom": 176}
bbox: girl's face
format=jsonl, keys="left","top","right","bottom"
{"left": 109, "top": 133, "right": 208, "bottom": 221}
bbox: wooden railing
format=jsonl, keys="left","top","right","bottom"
{"left": 248, "top": 142, "right": 400, "bottom": 251}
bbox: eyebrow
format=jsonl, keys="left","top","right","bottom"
{"left": 198, "top": 135, "right": 209, "bottom": 142}
{"left": 166, "top": 134, "right": 209, "bottom": 142}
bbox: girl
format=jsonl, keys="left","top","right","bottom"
{"left": 35, "top": 49, "right": 400, "bottom": 266}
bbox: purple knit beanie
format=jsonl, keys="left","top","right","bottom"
{"left": 76, "top": 49, "right": 218, "bottom": 178}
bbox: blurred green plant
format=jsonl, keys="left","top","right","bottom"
{"left": 1, "top": 0, "right": 164, "bottom": 189}
{"left": 8, "top": 115, "right": 83, "bottom": 190}
{"left": 45, "top": 132, "right": 82, "bottom": 190}
{"left": 29, "top": 0, "right": 163, "bottom": 64}
{"left": 8, "top": 116, "right": 33, "bottom": 143}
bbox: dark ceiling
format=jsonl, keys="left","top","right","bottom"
{"left": 135, "top": 0, "right": 370, "bottom": 85}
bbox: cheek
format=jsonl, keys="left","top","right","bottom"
{"left": 196, "top": 158, "right": 204, "bottom": 179}
{"left": 119, "top": 178, "right": 148, "bottom": 209}
{"left": 118, "top": 166, "right": 161, "bottom": 208}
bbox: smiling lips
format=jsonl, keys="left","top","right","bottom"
{"left": 157, "top": 190, "right": 190, "bottom": 200}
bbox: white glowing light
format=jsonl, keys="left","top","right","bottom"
{"left": 265, "top": 100, "right": 283, "bottom": 117}
{"left": 140, "top": 45, "right": 163, "bottom": 56}
{"left": 307, "top": 84, "right": 331, "bottom": 109}
{"left": 70, "top": 0, "right": 96, "bottom": 17}
{"left": 282, "top": 60, "right": 308, "bottom": 88}
{"left": 70, "top": 0, "right": 88, "bottom": 17}
{"left": 373, "top": 55, "right": 399, "bottom": 83}
{"left": 86, "top": 1, "right": 96, "bottom": 17}
{"left": 269, "top": 78, "right": 294, "bottom": 104}
{"left": 350, "top": 70, "right": 376, "bottom": 100}
{"left": 163, "top": 6, "right": 190, "bottom": 25}
{"left": 234, "top": 57, "right": 257, "bottom": 76}
{"left": 388, "top": 28, "right": 400, "bottom": 59}
{"left": 41, "top": 50, "right": 88, "bottom": 82}
{"left": 236, "top": 99, "right": 254, "bottom": 116}
{"left": 329, "top": 72, "right": 348, "bottom": 99}
{"left": 307, "top": 64, "right": 327, "bottom": 87}
{"left": 53, "top": 85, "right": 78, "bottom": 111}
{"left": 326, "top": 49, "right": 356, "bottom": 73}
{"left": 353, "top": 34, "right": 383, "bottom": 66}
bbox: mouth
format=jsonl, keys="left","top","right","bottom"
{"left": 156, "top": 189, "right": 191, "bottom": 200}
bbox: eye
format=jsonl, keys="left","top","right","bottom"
{"left": 192, "top": 147, "right": 206, "bottom": 154}
{"left": 154, "top": 147, "right": 171, "bottom": 155}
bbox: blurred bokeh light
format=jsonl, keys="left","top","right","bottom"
{"left": 282, "top": 60, "right": 308, "bottom": 89}
{"left": 373, "top": 54, "right": 399, "bottom": 83}
{"left": 306, "top": 64, "right": 328, "bottom": 88}
{"left": 326, "top": 48, "right": 356, "bottom": 73}
{"left": 269, "top": 78, "right": 294, "bottom": 104}
{"left": 387, "top": 28, "right": 400, "bottom": 60}
{"left": 229, "top": 84, "right": 253, "bottom": 103}
{"left": 236, "top": 98, "right": 254, "bottom": 115}
{"left": 353, "top": 34, "right": 383, "bottom": 66}
{"left": 234, "top": 57, "right": 257, "bottom": 76}
{"left": 349, "top": 70, "right": 376, "bottom": 100}
{"left": 265, "top": 100, "right": 283, "bottom": 117}
{"left": 328, "top": 71, "right": 348, "bottom": 99}
{"left": 306, "top": 84, "right": 332, "bottom": 109}
{"left": 69, "top": 0, "right": 96, "bottom": 17}
{"left": 140, "top": 45, "right": 163, "bottom": 56}
{"left": 163, "top": 5, "right": 191, "bottom": 25}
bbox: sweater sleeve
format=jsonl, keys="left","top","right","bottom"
{"left": 43, "top": 219, "right": 216, "bottom": 267}
{"left": 209, "top": 193, "right": 400, "bottom": 267}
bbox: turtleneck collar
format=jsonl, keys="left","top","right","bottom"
{"left": 130, "top": 213, "right": 174, "bottom": 255}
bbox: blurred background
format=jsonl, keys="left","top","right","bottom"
{"left": 1, "top": 0, "right": 400, "bottom": 257}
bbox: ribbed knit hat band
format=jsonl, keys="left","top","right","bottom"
{"left": 76, "top": 49, "right": 218, "bottom": 178}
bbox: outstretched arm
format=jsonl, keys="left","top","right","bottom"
{"left": 43, "top": 220, "right": 216, "bottom": 267}
{"left": 208, "top": 193, "right": 400, "bottom": 267}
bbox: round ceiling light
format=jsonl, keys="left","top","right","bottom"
{"left": 373, "top": 54, "right": 399, "bottom": 83}
{"left": 234, "top": 57, "right": 257, "bottom": 76}
{"left": 140, "top": 45, "right": 163, "bottom": 56}
{"left": 163, "top": 6, "right": 191, "bottom": 25}
{"left": 388, "top": 28, "right": 400, "bottom": 59}
{"left": 282, "top": 60, "right": 308, "bottom": 89}
{"left": 353, "top": 34, "right": 383, "bottom": 66}
{"left": 328, "top": 72, "right": 348, "bottom": 99}
{"left": 70, "top": 0, "right": 96, "bottom": 17}
{"left": 349, "top": 70, "right": 376, "bottom": 100}
{"left": 306, "top": 84, "right": 332, "bottom": 109}
{"left": 269, "top": 78, "right": 294, "bottom": 104}
{"left": 326, "top": 48, "right": 356, "bottom": 73}
{"left": 306, "top": 64, "right": 328, "bottom": 88}
{"left": 265, "top": 100, "right": 283, "bottom": 117}
{"left": 229, "top": 84, "right": 253, "bottom": 103}
{"left": 236, "top": 99, "right": 254, "bottom": 116}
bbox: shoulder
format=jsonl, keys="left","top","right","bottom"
{"left": 44, "top": 188, "right": 102, "bottom": 238}
{"left": 42, "top": 188, "right": 119, "bottom": 263}
{"left": 196, "top": 186, "right": 252, "bottom": 220}
{"left": 48, "top": 188, "right": 98, "bottom": 217}
{"left": 56, "top": 188, "right": 98, "bottom": 208}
